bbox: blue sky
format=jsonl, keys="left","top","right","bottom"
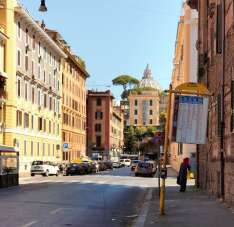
{"left": 20, "top": 0, "right": 183, "bottom": 100}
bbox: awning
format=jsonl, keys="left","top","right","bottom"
{"left": 0, "top": 70, "right": 8, "bottom": 79}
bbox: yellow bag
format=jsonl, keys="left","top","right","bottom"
{"left": 187, "top": 171, "right": 194, "bottom": 179}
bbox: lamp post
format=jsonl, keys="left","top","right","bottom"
{"left": 39, "top": 0, "right": 47, "bottom": 12}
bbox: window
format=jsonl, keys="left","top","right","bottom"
{"left": 95, "top": 123, "right": 102, "bottom": 132}
{"left": 134, "top": 119, "right": 137, "bottom": 125}
{"left": 49, "top": 121, "right": 51, "bottom": 133}
{"left": 17, "top": 79, "right": 21, "bottom": 97}
{"left": 178, "top": 143, "right": 183, "bottom": 155}
{"left": 150, "top": 100, "right": 153, "bottom": 106}
{"left": 43, "top": 143, "right": 45, "bottom": 156}
{"left": 37, "top": 90, "right": 40, "bottom": 105}
{"left": 31, "top": 87, "right": 35, "bottom": 104}
{"left": 38, "top": 66, "right": 41, "bottom": 79}
{"left": 25, "top": 28, "right": 29, "bottom": 44}
{"left": 96, "top": 98, "right": 102, "bottom": 106}
{"left": 32, "top": 61, "right": 34, "bottom": 75}
{"left": 149, "top": 119, "right": 153, "bottom": 124}
{"left": 38, "top": 117, "right": 43, "bottom": 131}
{"left": 24, "top": 82, "right": 28, "bottom": 100}
{"left": 25, "top": 55, "right": 29, "bottom": 71}
{"left": 96, "top": 135, "right": 101, "bottom": 147}
{"left": 31, "top": 141, "right": 33, "bottom": 156}
{"left": 24, "top": 140, "right": 27, "bottom": 156}
{"left": 16, "top": 110, "right": 22, "bottom": 126}
{"left": 149, "top": 110, "right": 153, "bottom": 115}
{"left": 216, "top": 4, "right": 223, "bottom": 54}
{"left": 24, "top": 113, "right": 29, "bottom": 128}
{"left": 44, "top": 119, "right": 46, "bottom": 132}
{"left": 134, "top": 100, "right": 138, "bottom": 106}
{"left": 48, "top": 144, "right": 50, "bottom": 156}
{"left": 44, "top": 94, "right": 47, "bottom": 108}
{"left": 49, "top": 97, "right": 52, "bottom": 110}
{"left": 95, "top": 111, "right": 103, "bottom": 119}
{"left": 17, "top": 50, "right": 21, "bottom": 66}
{"left": 134, "top": 110, "right": 138, "bottom": 115}
{"left": 37, "top": 142, "right": 40, "bottom": 156}
{"left": 30, "top": 115, "right": 34, "bottom": 130}
{"left": 38, "top": 42, "right": 41, "bottom": 55}
{"left": 17, "top": 21, "right": 21, "bottom": 39}
{"left": 32, "top": 35, "right": 36, "bottom": 50}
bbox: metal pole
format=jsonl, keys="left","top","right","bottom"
{"left": 160, "top": 84, "right": 172, "bottom": 215}
{"left": 158, "top": 147, "right": 161, "bottom": 197}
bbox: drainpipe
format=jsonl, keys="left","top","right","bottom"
{"left": 221, "top": 0, "right": 225, "bottom": 200}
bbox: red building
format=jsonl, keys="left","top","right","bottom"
{"left": 86, "top": 90, "right": 124, "bottom": 160}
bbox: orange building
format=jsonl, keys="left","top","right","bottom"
{"left": 128, "top": 65, "right": 161, "bottom": 127}
{"left": 86, "top": 90, "right": 124, "bottom": 160}
{"left": 169, "top": 2, "right": 198, "bottom": 171}
{"left": 46, "top": 30, "right": 89, "bottom": 162}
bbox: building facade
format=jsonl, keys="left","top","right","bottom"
{"left": 46, "top": 30, "right": 89, "bottom": 162}
{"left": 169, "top": 1, "right": 198, "bottom": 172}
{"left": 0, "top": 0, "right": 66, "bottom": 173}
{"left": 128, "top": 65, "right": 161, "bottom": 127}
{"left": 193, "top": 0, "right": 234, "bottom": 206}
{"left": 86, "top": 90, "right": 124, "bottom": 160}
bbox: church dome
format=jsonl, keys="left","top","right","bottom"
{"left": 139, "top": 64, "right": 161, "bottom": 90}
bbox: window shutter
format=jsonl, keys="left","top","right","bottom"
{"left": 216, "top": 4, "right": 223, "bottom": 54}
{"left": 231, "top": 81, "right": 234, "bottom": 131}
{"left": 217, "top": 94, "right": 222, "bottom": 136}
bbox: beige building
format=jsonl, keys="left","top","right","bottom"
{"left": 46, "top": 30, "right": 89, "bottom": 162}
{"left": 87, "top": 90, "right": 124, "bottom": 160}
{"left": 169, "top": 2, "right": 198, "bottom": 171}
{"left": 128, "top": 65, "right": 161, "bottom": 127}
{"left": 0, "top": 1, "right": 66, "bottom": 173}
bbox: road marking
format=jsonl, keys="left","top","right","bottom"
{"left": 21, "top": 220, "right": 38, "bottom": 227}
{"left": 132, "top": 188, "right": 153, "bottom": 227}
{"left": 50, "top": 208, "right": 63, "bottom": 215}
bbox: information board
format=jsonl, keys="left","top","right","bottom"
{"left": 172, "top": 95, "right": 208, "bottom": 144}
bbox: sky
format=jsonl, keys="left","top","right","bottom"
{"left": 20, "top": 0, "right": 183, "bottom": 100}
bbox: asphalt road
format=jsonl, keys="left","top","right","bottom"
{"left": 0, "top": 167, "right": 159, "bottom": 227}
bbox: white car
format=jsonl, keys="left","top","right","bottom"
{"left": 31, "top": 161, "right": 59, "bottom": 177}
{"left": 120, "top": 159, "right": 131, "bottom": 167}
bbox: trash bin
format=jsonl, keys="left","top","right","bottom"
{"left": 0, "top": 146, "right": 19, "bottom": 188}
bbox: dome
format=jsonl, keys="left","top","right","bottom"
{"left": 139, "top": 64, "right": 161, "bottom": 90}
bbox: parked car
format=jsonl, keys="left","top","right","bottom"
{"left": 112, "top": 161, "right": 121, "bottom": 168}
{"left": 98, "top": 161, "right": 107, "bottom": 171}
{"left": 135, "top": 161, "right": 156, "bottom": 177}
{"left": 120, "top": 159, "right": 131, "bottom": 167}
{"left": 31, "top": 161, "right": 59, "bottom": 177}
{"left": 103, "top": 161, "right": 113, "bottom": 170}
{"left": 131, "top": 160, "right": 140, "bottom": 171}
{"left": 82, "top": 161, "right": 93, "bottom": 174}
{"left": 64, "top": 163, "right": 85, "bottom": 176}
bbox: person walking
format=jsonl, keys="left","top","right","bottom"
{"left": 178, "top": 157, "right": 191, "bottom": 192}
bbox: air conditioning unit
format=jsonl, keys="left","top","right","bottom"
{"left": 38, "top": 55, "right": 42, "bottom": 63}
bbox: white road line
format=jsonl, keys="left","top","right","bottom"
{"left": 21, "top": 220, "right": 38, "bottom": 227}
{"left": 132, "top": 188, "right": 153, "bottom": 227}
{"left": 50, "top": 208, "right": 63, "bottom": 215}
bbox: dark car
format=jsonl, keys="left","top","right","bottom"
{"left": 82, "top": 161, "right": 93, "bottom": 174}
{"left": 98, "top": 161, "right": 107, "bottom": 171}
{"left": 64, "top": 163, "right": 85, "bottom": 176}
{"left": 103, "top": 161, "right": 113, "bottom": 170}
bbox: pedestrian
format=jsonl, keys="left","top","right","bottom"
{"left": 178, "top": 157, "right": 191, "bottom": 192}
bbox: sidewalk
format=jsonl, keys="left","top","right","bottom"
{"left": 144, "top": 168, "right": 234, "bottom": 227}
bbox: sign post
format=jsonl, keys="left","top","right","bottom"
{"left": 159, "top": 82, "right": 212, "bottom": 215}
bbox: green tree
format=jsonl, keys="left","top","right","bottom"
{"left": 112, "top": 75, "right": 139, "bottom": 92}
{"left": 124, "top": 126, "right": 137, "bottom": 153}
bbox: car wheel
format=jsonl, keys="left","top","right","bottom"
{"left": 135, "top": 173, "right": 138, "bottom": 177}
{"left": 31, "top": 173, "right": 35, "bottom": 177}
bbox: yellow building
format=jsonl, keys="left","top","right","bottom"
{"left": 169, "top": 2, "right": 198, "bottom": 171}
{"left": 0, "top": 0, "right": 66, "bottom": 174}
{"left": 46, "top": 29, "right": 89, "bottom": 162}
{"left": 128, "top": 65, "right": 161, "bottom": 127}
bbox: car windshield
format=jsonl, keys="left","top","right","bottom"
{"left": 133, "top": 160, "right": 139, "bottom": 164}
{"left": 32, "top": 161, "right": 43, "bottom": 165}
{"left": 138, "top": 162, "right": 150, "bottom": 168}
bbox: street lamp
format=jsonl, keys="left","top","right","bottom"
{"left": 39, "top": 0, "right": 47, "bottom": 12}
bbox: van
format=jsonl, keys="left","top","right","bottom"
{"left": 120, "top": 159, "right": 131, "bottom": 167}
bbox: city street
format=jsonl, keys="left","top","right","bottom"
{"left": 0, "top": 167, "right": 159, "bottom": 227}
